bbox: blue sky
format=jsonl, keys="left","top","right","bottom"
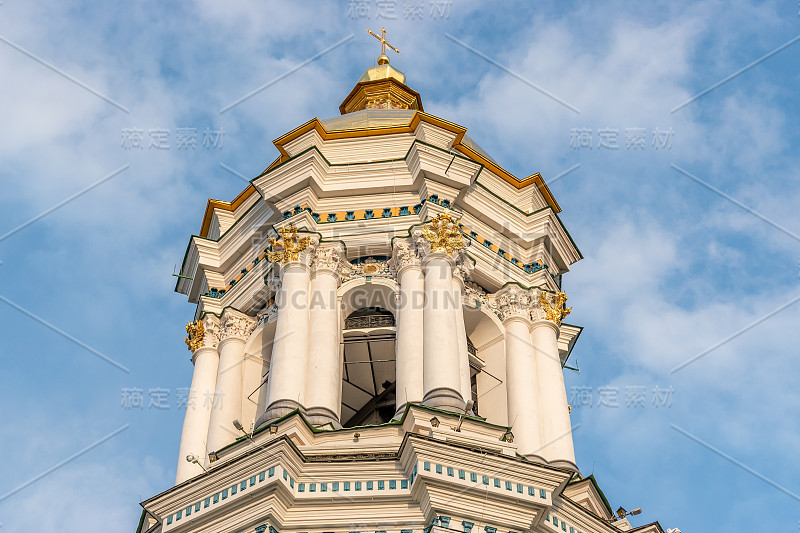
{"left": 1, "top": 1, "right": 799, "bottom": 531}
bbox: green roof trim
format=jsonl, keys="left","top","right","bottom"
{"left": 134, "top": 508, "right": 146, "bottom": 533}
{"left": 473, "top": 179, "right": 533, "bottom": 217}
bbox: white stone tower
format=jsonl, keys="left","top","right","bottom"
{"left": 136, "top": 35, "right": 667, "bottom": 533}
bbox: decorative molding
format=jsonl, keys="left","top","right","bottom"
{"left": 453, "top": 247, "right": 473, "bottom": 286}
{"left": 463, "top": 282, "right": 489, "bottom": 309}
{"left": 313, "top": 243, "right": 348, "bottom": 278}
{"left": 256, "top": 300, "right": 278, "bottom": 324}
{"left": 418, "top": 459, "right": 550, "bottom": 503}
{"left": 220, "top": 309, "right": 257, "bottom": 340}
{"left": 199, "top": 314, "right": 221, "bottom": 349}
{"left": 162, "top": 464, "right": 412, "bottom": 531}
{"left": 305, "top": 451, "right": 399, "bottom": 462}
{"left": 491, "top": 285, "right": 535, "bottom": 323}
{"left": 162, "top": 458, "right": 549, "bottom": 532}
{"left": 342, "top": 256, "right": 395, "bottom": 282}
{"left": 392, "top": 239, "right": 421, "bottom": 275}
{"left": 344, "top": 313, "right": 395, "bottom": 330}
{"left": 200, "top": 195, "right": 552, "bottom": 300}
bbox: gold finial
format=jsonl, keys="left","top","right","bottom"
{"left": 185, "top": 320, "right": 204, "bottom": 352}
{"left": 538, "top": 291, "right": 572, "bottom": 326}
{"left": 420, "top": 212, "right": 465, "bottom": 255}
{"left": 367, "top": 27, "right": 399, "bottom": 65}
{"left": 268, "top": 225, "right": 311, "bottom": 264}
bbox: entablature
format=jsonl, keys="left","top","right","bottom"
{"left": 179, "top": 201, "right": 277, "bottom": 302}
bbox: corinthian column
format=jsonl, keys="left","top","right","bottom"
{"left": 494, "top": 284, "right": 545, "bottom": 462}
{"left": 257, "top": 227, "right": 317, "bottom": 427}
{"left": 392, "top": 239, "right": 425, "bottom": 417}
{"left": 532, "top": 290, "right": 578, "bottom": 472}
{"left": 417, "top": 213, "right": 467, "bottom": 411}
{"left": 305, "top": 243, "right": 346, "bottom": 427}
{"left": 176, "top": 315, "right": 220, "bottom": 483}
{"left": 206, "top": 309, "right": 256, "bottom": 456}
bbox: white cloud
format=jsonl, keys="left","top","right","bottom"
{"left": 0, "top": 453, "right": 166, "bottom": 533}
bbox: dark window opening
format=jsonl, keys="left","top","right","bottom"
{"left": 341, "top": 307, "right": 397, "bottom": 427}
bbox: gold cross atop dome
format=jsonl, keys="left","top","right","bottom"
{"left": 339, "top": 28, "right": 421, "bottom": 114}
{"left": 367, "top": 27, "right": 399, "bottom": 65}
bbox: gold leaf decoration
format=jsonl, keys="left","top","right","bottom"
{"left": 267, "top": 226, "right": 311, "bottom": 264}
{"left": 185, "top": 320, "right": 204, "bottom": 352}
{"left": 420, "top": 213, "right": 464, "bottom": 255}
{"left": 538, "top": 291, "right": 572, "bottom": 325}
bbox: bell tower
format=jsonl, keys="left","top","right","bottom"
{"left": 138, "top": 31, "right": 667, "bottom": 533}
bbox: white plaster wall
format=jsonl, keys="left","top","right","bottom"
{"left": 476, "top": 339, "right": 507, "bottom": 427}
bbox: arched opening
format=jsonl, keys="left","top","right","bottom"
{"left": 464, "top": 304, "right": 507, "bottom": 427}
{"left": 340, "top": 280, "right": 398, "bottom": 427}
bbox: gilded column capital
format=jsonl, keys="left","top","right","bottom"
{"left": 185, "top": 314, "right": 222, "bottom": 353}
{"left": 414, "top": 212, "right": 466, "bottom": 258}
{"left": 268, "top": 225, "right": 319, "bottom": 268}
{"left": 312, "top": 243, "right": 348, "bottom": 280}
{"left": 220, "top": 308, "right": 257, "bottom": 341}
{"left": 184, "top": 320, "right": 204, "bottom": 352}
{"left": 534, "top": 290, "right": 572, "bottom": 326}
{"left": 392, "top": 238, "right": 421, "bottom": 275}
{"left": 491, "top": 284, "right": 535, "bottom": 324}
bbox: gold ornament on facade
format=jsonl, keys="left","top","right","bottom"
{"left": 268, "top": 226, "right": 311, "bottom": 264}
{"left": 185, "top": 320, "right": 204, "bottom": 352}
{"left": 420, "top": 212, "right": 465, "bottom": 255}
{"left": 539, "top": 291, "right": 572, "bottom": 325}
